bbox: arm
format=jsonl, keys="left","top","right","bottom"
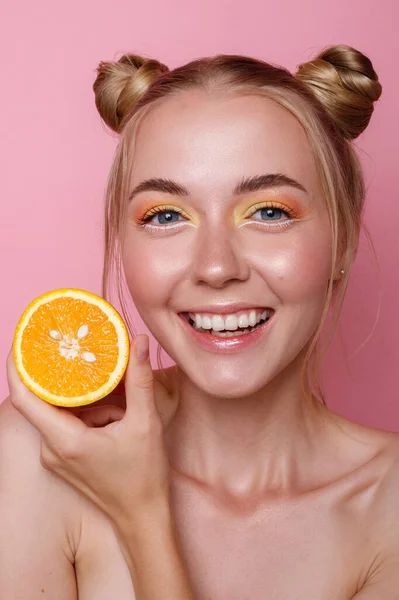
{"left": 0, "top": 398, "right": 78, "bottom": 599}
{"left": 116, "top": 502, "right": 197, "bottom": 600}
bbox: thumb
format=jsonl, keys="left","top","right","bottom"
{"left": 124, "top": 334, "right": 156, "bottom": 421}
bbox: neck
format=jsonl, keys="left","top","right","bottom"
{"left": 165, "top": 354, "right": 333, "bottom": 500}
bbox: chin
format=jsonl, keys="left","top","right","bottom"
{"left": 178, "top": 359, "right": 286, "bottom": 400}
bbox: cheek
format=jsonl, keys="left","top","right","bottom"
{"left": 121, "top": 235, "right": 187, "bottom": 310}
{"left": 250, "top": 226, "right": 333, "bottom": 304}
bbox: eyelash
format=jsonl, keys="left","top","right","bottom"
{"left": 136, "top": 202, "right": 298, "bottom": 232}
{"left": 137, "top": 205, "right": 187, "bottom": 227}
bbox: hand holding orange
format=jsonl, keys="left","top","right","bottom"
{"left": 7, "top": 292, "right": 172, "bottom": 528}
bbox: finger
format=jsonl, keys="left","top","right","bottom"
{"left": 40, "top": 437, "right": 58, "bottom": 472}
{"left": 77, "top": 405, "right": 125, "bottom": 427}
{"left": 6, "top": 348, "right": 87, "bottom": 443}
{"left": 124, "top": 334, "right": 156, "bottom": 422}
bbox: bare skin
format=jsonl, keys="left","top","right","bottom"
{"left": 1, "top": 92, "right": 399, "bottom": 598}
{"left": 1, "top": 386, "right": 399, "bottom": 599}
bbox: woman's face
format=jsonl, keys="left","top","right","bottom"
{"left": 121, "top": 92, "right": 333, "bottom": 397}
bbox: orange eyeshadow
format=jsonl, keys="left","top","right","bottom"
{"left": 234, "top": 193, "right": 310, "bottom": 221}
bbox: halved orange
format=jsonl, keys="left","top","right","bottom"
{"left": 13, "top": 289, "right": 130, "bottom": 407}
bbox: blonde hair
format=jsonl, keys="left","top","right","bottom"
{"left": 93, "top": 46, "right": 382, "bottom": 405}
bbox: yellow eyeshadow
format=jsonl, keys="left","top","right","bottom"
{"left": 132, "top": 196, "right": 308, "bottom": 226}
{"left": 236, "top": 198, "right": 307, "bottom": 221}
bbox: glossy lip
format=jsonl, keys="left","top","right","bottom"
{"left": 177, "top": 310, "right": 275, "bottom": 354}
{"left": 177, "top": 302, "right": 271, "bottom": 315}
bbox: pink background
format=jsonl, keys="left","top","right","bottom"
{"left": 1, "top": 1, "right": 397, "bottom": 429}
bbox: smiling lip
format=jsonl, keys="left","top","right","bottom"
{"left": 177, "top": 310, "right": 275, "bottom": 354}
{"left": 178, "top": 302, "right": 270, "bottom": 315}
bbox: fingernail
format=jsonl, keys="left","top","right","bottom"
{"left": 135, "top": 335, "right": 149, "bottom": 362}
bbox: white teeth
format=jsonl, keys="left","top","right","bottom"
{"left": 238, "top": 313, "right": 249, "bottom": 328}
{"left": 248, "top": 310, "right": 257, "bottom": 327}
{"left": 201, "top": 316, "right": 212, "bottom": 330}
{"left": 212, "top": 315, "right": 225, "bottom": 331}
{"left": 188, "top": 308, "right": 272, "bottom": 332}
{"left": 225, "top": 315, "right": 238, "bottom": 330}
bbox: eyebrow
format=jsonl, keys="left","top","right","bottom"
{"left": 128, "top": 173, "right": 307, "bottom": 202}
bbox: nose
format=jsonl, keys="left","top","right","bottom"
{"left": 191, "top": 224, "right": 250, "bottom": 288}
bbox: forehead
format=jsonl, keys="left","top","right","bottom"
{"left": 131, "top": 91, "right": 320, "bottom": 199}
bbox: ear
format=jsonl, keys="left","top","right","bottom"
{"left": 331, "top": 236, "right": 354, "bottom": 288}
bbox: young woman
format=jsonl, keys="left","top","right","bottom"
{"left": 2, "top": 44, "right": 398, "bottom": 599}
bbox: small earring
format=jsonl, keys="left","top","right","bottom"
{"left": 340, "top": 269, "right": 345, "bottom": 275}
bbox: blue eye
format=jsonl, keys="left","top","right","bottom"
{"left": 148, "top": 210, "right": 183, "bottom": 225}
{"left": 155, "top": 211, "right": 181, "bottom": 224}
{"left": 253, "top": 207, "right": 288, "bottom": 221}
{"left": 140, "top": 205, "right": 292, "bottom": 230}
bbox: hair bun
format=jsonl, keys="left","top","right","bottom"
{"left": 93, "top": 54, "right": 169, "bottom": 133}
{"left": 295, "top": 45, "right": 382, "bottom": 140}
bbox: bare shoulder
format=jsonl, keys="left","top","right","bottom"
{"left": 0, "top": 396, "right": 84, "bottom": 547}
{"left": 0, "top": 396, "right": 134, "bottom": 599}
{"left": 0, "top": 397, "right": 80, "bottom": 597}
{"left": 321, "top": 408, "right": 399, "bottom": 511}
{"left": 372, "top": 428, "right": 399, "bottom": 509}
{"left": 326, "top": 407, "right": 399, "bottom": 463}
{"left": 332, "top": 412, "right": 399, "bottom": 534}
{"left": 352, "top": 425, "right": 399, "bottom": 593}
{"left": 321, "top": 412, "right": 399, "bottom": 591}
